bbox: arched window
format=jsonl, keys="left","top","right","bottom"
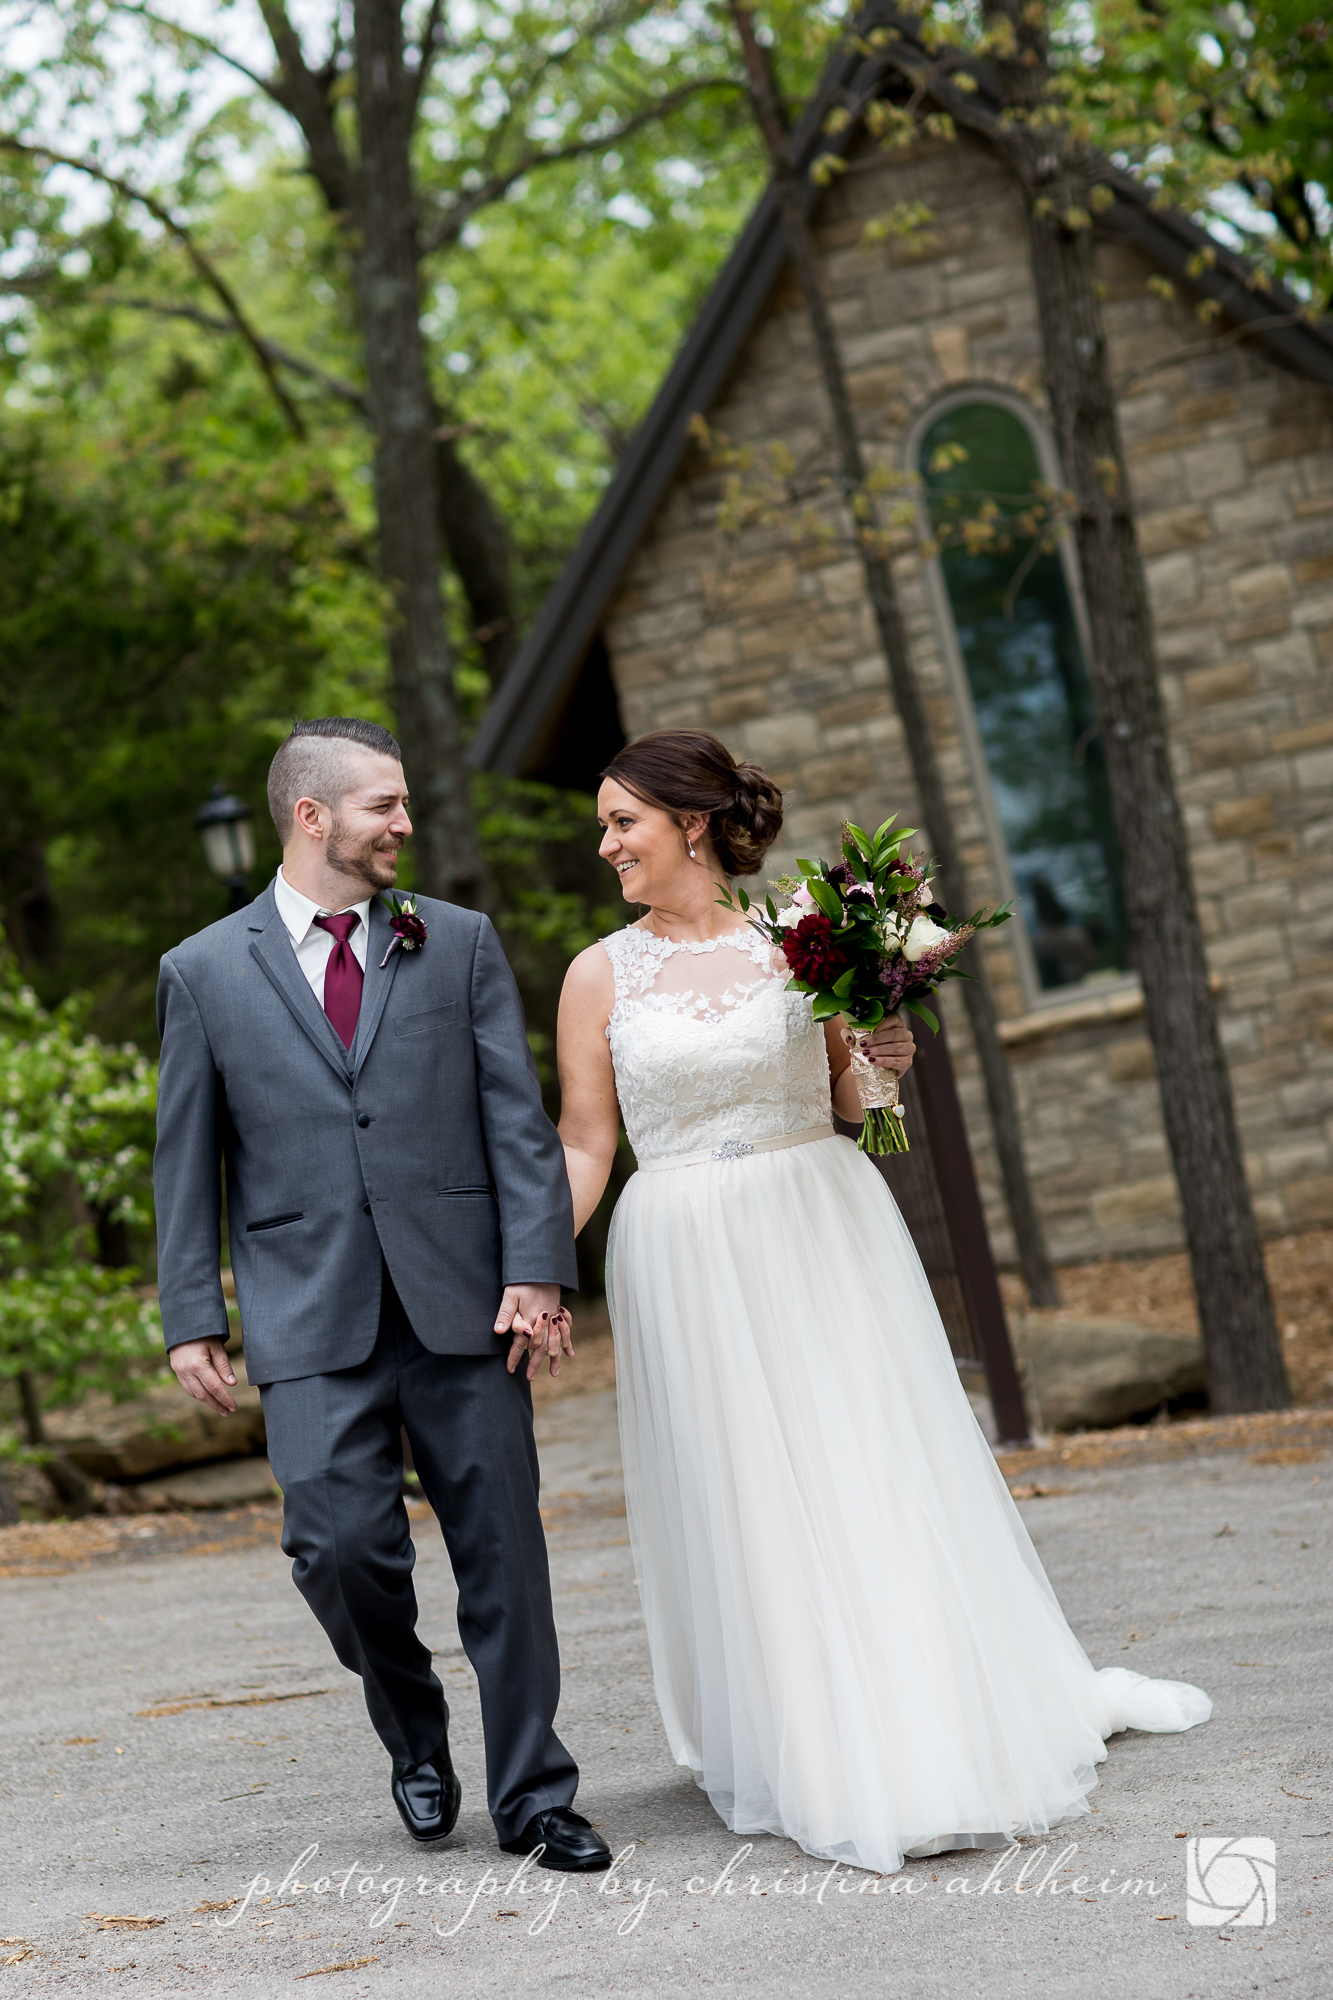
{"left": 916, "top": 396, "right": 1127, "bottom": 997}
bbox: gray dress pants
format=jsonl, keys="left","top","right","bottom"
{"left": 259, "top": 1268, "right": 579, "bottom": 1842}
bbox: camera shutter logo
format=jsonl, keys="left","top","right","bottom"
{"left": 1185, "top": 1837, "right": 1276, "bottom": 1927}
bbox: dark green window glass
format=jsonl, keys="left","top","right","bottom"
{"left": 919, "top": 401, "right": 1127, "bottom": 991}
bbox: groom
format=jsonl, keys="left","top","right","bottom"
{"left": 155, "top": 715, "right": 610, "bottom": 1872}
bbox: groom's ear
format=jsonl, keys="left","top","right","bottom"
{"left": 292, "top": 795, "right": 331, "bottom": 842}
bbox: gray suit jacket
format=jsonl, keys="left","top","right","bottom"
{"left": 153, "top": 881, "right": 577, "bottom": 1385}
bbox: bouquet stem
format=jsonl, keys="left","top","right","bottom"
{"left": 843, "top": 1018, "right": 910, "bottom": 1155}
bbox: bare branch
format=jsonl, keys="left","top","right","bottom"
{"left": 418, "top": 77, "right": 740, "bottom": 255}
{"left": 458, "top": 247, "right": 630, "bottom": 453}
{"left": 1114, "top": 310, "right": 1311, "bottom": 391}
{"left": 255, "top": 0, "right": 353, "bottom": 214}
{"left": 466, "top": 0, "right": 646, "bottom": 164}
{"left": 91, "top": 0, "right": 275, "bottom": 96}
{"left": 37, "top": 286, "right": 370, "bottom": 414}
{"left": 0, "top": 137, "right": 307, "bottom": 436}
{"left": 409, "top": 0, "right": 448, "bottom": 124}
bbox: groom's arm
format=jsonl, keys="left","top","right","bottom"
{"left": 155, "top": 956, "right": 232, "bottom": 1362}
{"left": 469, "top": 914, "right": 578, "bottom": 1292}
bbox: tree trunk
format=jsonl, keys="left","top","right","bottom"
{"left": 18, "top": 1369, "right": 97, "bottom": 1516}
{"left": 981, "top": 0, "right": 1288, "bottom": 1411}
{"left": 732, "top": 3, "right": 1061, "bottom": 1306}
{"left": 350, "top": 0, "right": 489, "bottom": 908}
{"left": 0, "top": 816, "right": 61, "bottom": 974}
{"left": 1025, "top": 206, "right": 1287, "bottom": 1410}
{"left": 435, "top": 428, "right": 520, "bottom": 687}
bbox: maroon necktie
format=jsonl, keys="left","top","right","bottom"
{"left": 313, "top": 911, "right": 364, "bottom": 1049}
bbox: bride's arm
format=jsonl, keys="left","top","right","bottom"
{"left": 825, "top": 1013, "right": 916, "bottom": 1123}
{"left": 556, "top": 945, "right": 622, "bottom": 1235}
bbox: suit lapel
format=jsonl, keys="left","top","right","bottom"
{"left": 248, "top": 886, "right": 354, "bottom": 1085}
{"left": 352, "top": 895, "right": 404, "bottom": 1080}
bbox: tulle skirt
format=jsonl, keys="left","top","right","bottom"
{"left": 604, "top": 1132, "right": 1210, "bottom": 1877}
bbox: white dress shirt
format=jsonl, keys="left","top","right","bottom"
{"left": 273, "top": 867, "right": 373, "bottom": 1009}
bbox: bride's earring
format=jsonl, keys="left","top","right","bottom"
{"left": 689, "top": 843, "right": 696, "bottom": 860}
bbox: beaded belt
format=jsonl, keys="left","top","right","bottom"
{"left": 635, "top": 1124, "right": 835, "bottom": 1174}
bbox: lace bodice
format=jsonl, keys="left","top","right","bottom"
{"left": 602, "top": 925, "right": 832, "bottom": 1166}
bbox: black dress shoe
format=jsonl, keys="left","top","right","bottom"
{"left": 499, "top": 1805, "right": 612, "bottom": 1873}
{"left": 391, "top": 1721, "right": 461, "bottom": 1844}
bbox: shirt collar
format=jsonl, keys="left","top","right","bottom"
{"left": 274, "top": 866, "right": 374, "bottom": 946}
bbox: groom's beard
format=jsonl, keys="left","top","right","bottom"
{"left": 326, "top": 815, "right": 402, "bottom": 894}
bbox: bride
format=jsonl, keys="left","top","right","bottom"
{"left": 553, "top": 726, "right": 1210, "bottom": 1876}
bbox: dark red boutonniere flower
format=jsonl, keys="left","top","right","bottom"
{"left": 781, "top": 912, "right": 851, "bottom": 985}
{"left": 379, "top": 893, "right": 429, "bottom": 968}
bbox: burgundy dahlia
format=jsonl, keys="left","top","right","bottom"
{"left": 392, "top": 910, "right": 429, "bottom": 949}
{"left": 782, "top": 912, "right": 851, "bottom": 985}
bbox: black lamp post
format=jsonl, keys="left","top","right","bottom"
{"left": 196, "top": 783, "right": 256, "bottom": 912}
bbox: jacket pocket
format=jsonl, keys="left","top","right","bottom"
{"left": 436, "top": 1186, "right": 493, "bottom": 1198}
{"left": 394, "top": 1001, "right": 457, "bottom": 1038}
{"left": 246, "top": 1212, "right": 305, "bottom": 1233}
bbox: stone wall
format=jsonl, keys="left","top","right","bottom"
{"left": 601, "top": 127, "right": 1333, "bottom": 1267}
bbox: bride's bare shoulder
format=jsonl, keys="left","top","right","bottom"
{"left": 560, "top": 938, "right": 617, "bottom": 1010}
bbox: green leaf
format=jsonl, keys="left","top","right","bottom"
{"left": 902, "top": 996, "right": 939, "bottom": 1033}
{"left": 765, "top": 894, "right": 778, "bottom": 921}
{"left": 796, "top": 858, "right": 819, "bottom": 877}
{"left": 840, "top": 836, "right": 867, "bottom": 882}
{"left": 737, "top": 885, "right": 750, "bottom": 912}
{"left": 807, "top": 879, "right": 843, "bottom": 921}
{"left": 831, "top": 965, "right": 856, "bottom": 999}
{"left": 810, "top": 993, "right": 843, "bottom": 1021}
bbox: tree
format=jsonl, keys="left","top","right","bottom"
{"left": 812, "top": 0, "right": 1292, "bottom": 1412}
{"left": 1078, "top": 0, "right": 1332, "bottom": 309}
{"left": 0, "top": 949, "right": 163, "bottom": 1518}
{"left": 0, "top": 422, "right": 365, "bottom": 1039}
{"left": 720, "top": 0, "right": 1062, "bottom": 1306}
{"left": 0, "top": 0, "right": 746, "bottom": 905}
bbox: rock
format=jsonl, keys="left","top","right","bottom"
{"left": 127, "top": 1456, "right": 281, "bottom": 1511}
{"left": 42, "top": 1354, "right": 266, "bottom": 1481}
{"left": 1009, "top": 1315, "right": 1206, "bottom": 1433}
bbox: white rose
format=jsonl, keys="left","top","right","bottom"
{"left": 776, "top": 884, "right": 817, "bottom": 927}
{"left": 902, "top": 914, "right": 950, "bottom": 963}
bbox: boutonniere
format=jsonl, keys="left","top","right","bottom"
{"left": 379, "top": 893, "right": 429, "bottom": 968}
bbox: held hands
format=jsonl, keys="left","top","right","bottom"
{"left": 495, "top": 1283, "right": 574, "bottom": 1382}
{"left": 169, "top": 1337, "right": 239, "bottom": 1415}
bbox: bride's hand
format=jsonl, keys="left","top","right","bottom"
{"left": 843, "top": 1011, "right": 915, "bottom": 1075}
{"left": 495, "top": 1284, "right": 575, "bottom": 1380}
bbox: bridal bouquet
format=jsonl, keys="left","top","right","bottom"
{"left": 721, "top": 818, "right": 1011, "bottom": 1154}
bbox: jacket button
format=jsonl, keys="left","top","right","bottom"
{"left": 357, "top": 1112, "right": 370, "bottom": 1128}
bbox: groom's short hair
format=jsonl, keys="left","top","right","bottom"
{"left": 268, "top": 717, "right": 403, "bottom": 841}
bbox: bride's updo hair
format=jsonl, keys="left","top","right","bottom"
{"left": 600, "top": 729, "right": 783, "bottom": 877}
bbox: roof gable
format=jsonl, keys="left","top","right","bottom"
{"left": 471, "top": 3, "right": 1333, "bottom": 777}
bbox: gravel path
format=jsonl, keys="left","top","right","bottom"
{"left": 1, "top": 1388, "right": 1329, "bottom": 1998}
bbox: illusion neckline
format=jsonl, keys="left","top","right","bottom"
{"left": 621, "top": 925, "right": 763, "bottom": 955}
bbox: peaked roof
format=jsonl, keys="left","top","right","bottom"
{"left": 470, "top": 5, "right": 1333, "bottom": 777}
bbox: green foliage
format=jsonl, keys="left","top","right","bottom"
{"left": 476, "top": 775, "right": 622, "bottom": 1092}
{"left": 1064, "top": 0, "right": 1333, "bottom": 307}
{"left": 851, "top": 2, "right": 1333, "bottom": 310}
{"left": 0, "top": 947, "right": 164, "bottom": 1451}
{"left": 0, "top": 421, "right": 382, "bottom": 1042}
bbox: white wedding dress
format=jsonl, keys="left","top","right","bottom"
{"left": 601, "top": 923, "right": 1210, "bottom": 1876}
